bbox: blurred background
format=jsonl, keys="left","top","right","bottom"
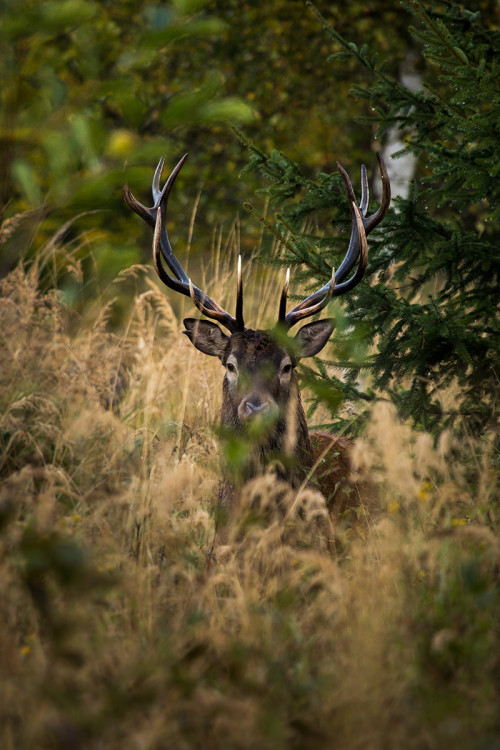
{"left": 0, "top": 0, "right": 476, "bottom": 301}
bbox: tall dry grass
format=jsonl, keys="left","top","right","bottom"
{"left": 0, "top": 236, "right": 499, "bottom": 750}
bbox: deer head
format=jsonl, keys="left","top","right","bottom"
{"left": 124, "top": 154, "right": 390, "bottom": 458}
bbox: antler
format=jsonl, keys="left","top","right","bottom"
{"left": 124, "top": 154, "right": 244, "bottom": 334}
{"left": 278, "top": 152, "right": 391, "bottom": 329}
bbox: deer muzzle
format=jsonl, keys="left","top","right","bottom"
{"left": 238, "top": 395, "right": 278, "bottom": 422}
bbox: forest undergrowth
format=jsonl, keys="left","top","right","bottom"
{"left": 0, "top": 246, "right": 499, "bottom": 750}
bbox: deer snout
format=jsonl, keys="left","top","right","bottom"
{"left": 238, "top": 396, "right": 276, "bottom": 421}
{"left": 244, "top": 400, "right": 268, "bottom": 416}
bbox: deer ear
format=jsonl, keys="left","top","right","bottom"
{"left": 294, "top": 319, "right": 335, "bottom": 359}
{"left": 182, "top": 318, "right": 229, "bottom": 359}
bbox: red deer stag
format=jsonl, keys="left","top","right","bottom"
{"left": 124, "top": 153, "right": 390, "bottom": 519}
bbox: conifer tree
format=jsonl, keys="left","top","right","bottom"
{"left": 242, "top": 0, "right": 499, "bottom": 438}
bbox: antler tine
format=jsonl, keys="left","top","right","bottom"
{"left": 235, "top": 255, "right": 244, "bottom": 330}
{"left": 282, "top": 199, "right": 367, "bottom": 328}
{"left": 127, "top": 157, "right": 243, "bottom": 334}
{"left": 333, "top": 161, "right": 365, "bottom": 286}
{"left": 335, "top": 152, "right": 390, "bottom": 283}
{"left": 337, "top": 152, "right": 390, "bottom": 232}
{"left": 359, "top": 164, "right": 369, "bottom": 216}
{"left": 187, "top": 279, "right": 241, "bottom": 329}
{"left": 278, "top": 155, "right": 390, "bottom": 329}
{"left": 124, "top": 153, "right": 187, "bottom": 229}
{"left": 278, "top": 267, "right": 290, "bottom": 324}
{"left": 334, "top": 201, "right": 368, "bottom": 294}
{"left": 283, "top": 267, "right": 335, "bottom": 328}
{"left": 152, "top": 206, "right": 188, "bottom": 296}
{"left": 152, "top": 205, "right": 242, "bottom": 332}
{"left": 365, "top": 151, "right": 391, "bottom": 232}
{"left": 152, "top": 156, "right": 166, "bottom": 204}
{"left": 124, "top": 153, "right": 190, "bottom": 284}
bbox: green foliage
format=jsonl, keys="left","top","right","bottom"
{"left": 196, "top": 0, "right": 413, "bottom": 159}
{"left": 242, "top": 1, "right": 500, "bottom": 438}
{"left": 0, "top": 0, "right": 255, "bottom": 285}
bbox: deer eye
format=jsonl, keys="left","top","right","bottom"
{"left": 226, "top": 362, "right": 236, "bottom": 373}
{"left": 281, "top": 363, "right": 292, "bottom": 375}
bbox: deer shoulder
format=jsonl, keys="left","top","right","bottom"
{"left": 306, "top": 431, "right": 379, "bottom": 519}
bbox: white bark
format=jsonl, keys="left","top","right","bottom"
{"left": 375, "top": 52, "right": 422, "bottom": 201}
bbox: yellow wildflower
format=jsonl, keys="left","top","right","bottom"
{"left": 418, "top": 482, "right": 432, "bottom": 501}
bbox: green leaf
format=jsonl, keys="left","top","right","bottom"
{"left": 453, "top": 47, "right": 469, "bottom": 65}
{"left": 12, "top": 161, "right": 43, "bottom": 207}
{"left": 39, "top": 0, "right": 96, "bottom": 31}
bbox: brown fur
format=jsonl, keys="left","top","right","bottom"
{"left": 307, "top": 431, "right": 378, "bottom": 520}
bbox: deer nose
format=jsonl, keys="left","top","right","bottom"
{"left": 242, "top": 400, "right": 269, "bottom": 418}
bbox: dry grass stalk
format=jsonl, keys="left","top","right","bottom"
{"left": 0, "top": 244, "right": 498, "bottom": 750}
